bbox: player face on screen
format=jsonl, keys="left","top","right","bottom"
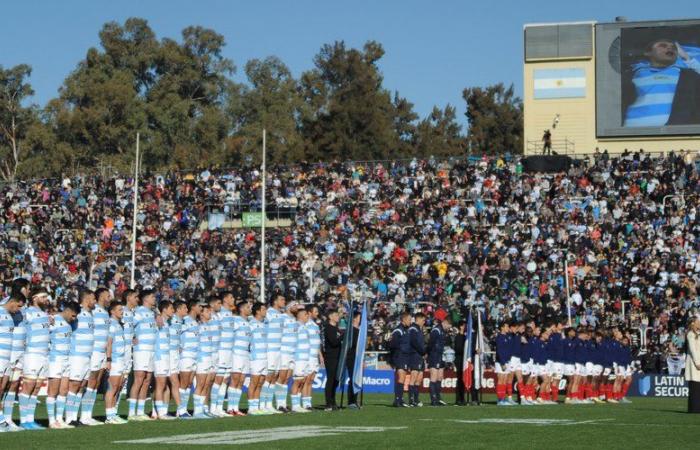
{"left": 645, "top": 39, "right": 678, "bottom": 67}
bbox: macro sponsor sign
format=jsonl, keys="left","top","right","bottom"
{"left": 312, "top": 369, "right": 394, "bottom": 394}
{"left": 632, "top": 374, "right": 689, "bottom": 398}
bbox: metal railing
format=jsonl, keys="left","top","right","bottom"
{"left": 526, "top": 139, "right": 575, "bottom": 155}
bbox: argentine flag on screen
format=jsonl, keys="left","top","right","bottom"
{"left": 625, "top": 45, "right": 700, "bottom": 127}
{"left": 533, "top": 68, "right": 586, "bottom": 99}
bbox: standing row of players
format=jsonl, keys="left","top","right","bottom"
{"left": 494, "top": 320, "right": 635, "bottom": 405}
{"left": 0, "top": 287, "right": 322, "bottom": 431}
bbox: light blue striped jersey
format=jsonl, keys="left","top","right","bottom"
{"left": 264, "top": 307, "right": 283, "bottom": 353}
{"left": 11, "top": 317, "right": 26, "bottom": 362}
{"left": 0, "top": 307, "right": 13, "bottom": 361}
{"left": 280, "top": 314, "right": 298, "bottom": 357}
{"left": 180, "top": 315, "right": 199, "bottom": 360}
{"left": 49, "top": 315, "right": 72, "bottom": 359}
{"left": 209, "top": 311, "right": 222, "bottom": 350}
{"left": 108, "top": 318, "right": 126, "bottom": 365}
{"left": 232, "top": 315, "right": 251, "bottom": 358}
{"left": 70, "top": 310, "right": 94, "bottom": 358}
{"left": 625, "top": 50, "right": 700, "bottom": 127}
{"left": 218, "top": 309, "right": 235, "bottom": 351}
{"left": 249, "top": 317, "right": 267, "bottom": 361}
{"left": 169, "top": 316, "right": 183, "bottom": 355}
{"left": 294, "top": 321, "right": 310, "bottom": 362}
{"left": 197, "top": 321, "right": 215, "bottom": 361}
{"left": 155, "top": 321, "right": 170, "bottom": 362}
{"left": 133, "top": 306, "right": 156, "bottom": 353}
{"left": 24, "top": 306, "right": 50, "bottom": 355}
{"left": 92, "top": 304, "right": 110, "bottom": 353}
{"left": 306, "top": 320, "right": 321, "bottom": 361}
{"left": 122, "top": 306, "right": 136, "bottom": 344}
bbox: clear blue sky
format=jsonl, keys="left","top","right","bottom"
{"left": 2, "top": 0, "right": 698, "bottom": 128}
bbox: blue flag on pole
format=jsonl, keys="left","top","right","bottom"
{"left": 352, "top": 301, "right": 369, "bottom": 392}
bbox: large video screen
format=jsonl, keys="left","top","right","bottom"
{"left": 596, "top": 19, "right": 700, "bottom": 137}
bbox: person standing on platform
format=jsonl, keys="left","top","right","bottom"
{"left": 322, "top": 309, "right": 341, "bottom": 411}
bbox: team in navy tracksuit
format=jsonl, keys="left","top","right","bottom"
{"left": 389, "top": 313, "right": 412, "bottom": 407}
{"left": 494, "top": 321, "right": 636, "bottom": 405}
{"left": 407, "top": 313, "right": 427, "bottom": 407}
{"left": 427, "top": 318, "right": 450, "bottom": 406}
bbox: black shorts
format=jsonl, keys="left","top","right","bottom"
{"left": 392, "top": 356, "right": 410, "bottom": 371}
{"left": 427, "top": 357, "right": 445, "bottom": 369}
{"left": 409, "top": 356, "right": 424, "bottom": 372}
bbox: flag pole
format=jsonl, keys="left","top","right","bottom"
{"left": 260, "top": 129, "right": 266, "bottom": 305}
{"left": 130, "top": 132, "right": 140, "bottom": 289}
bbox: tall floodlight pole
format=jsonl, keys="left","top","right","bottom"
{"left": 260, "top": 129, "right": 266, "bottom": 304}
{"left": 130, "top": 132, "right": 140, "bottom": 289}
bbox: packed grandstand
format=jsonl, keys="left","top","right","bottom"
{"left": 1, "top": 149, "right": 697, "bottom": 373}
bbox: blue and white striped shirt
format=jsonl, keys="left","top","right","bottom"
{"left": 109, "top": 318, "right": 126, "bottom": 368}
{"left": 294, "top": 322, "right": 310, "bottom": 362}
{"left": 281, "top": 314, "right": 298, "bottom": 357}
{"left": 155, "top": 322, "right": 170, "bottom": 362}
{"left": 232, "top": 315, "right": 251, "bottom": 358}
{"left": 306, "top": 320, "right": 321, "bottom": 362}
{"left": 24, "top": 306, "right": 50, "bottom": 356}
{"left": 0, "top": 307, "right": 13, "bottom": 361}
{"left": 70, "top": 310, "right": 94, "bottom": 358}
{"left": 197, "top": 321, "right": 215, "bottom": 362}
{"left": 92, "top": 304, "right": 110, "bottom": 354}
{"left": 169, "top": 316, "right": 183, "bottom": 357}
{"left": 264, "top": 308, "right": 283, "bottom": 353}
{"left": 218, "top": 309, "right": 235, "bottom": 352}
{"left": 49, "top": 315, "right": 72, "bottom": 359}
{"left": 133, "top": 306, "right": 156, "bottom": 353}
{"left": 108, "top": 318, "right": 126, "bottom": 366}
{"left": 180, "top": 316, "right": 199, "bottom": 361}
{"left": 625, "top": 51, "right": 700, "bottom": 127}
{"left": 210, "top": 311, "right": 222, "bottom": 352}
{"left": 249, "top": 317, "right": 267, "bottom": 361}
{"left": 122, "top": 306, "right": 135, "bottom": 346}
{"left": 11, "top": 318, "right": 26, "bottom": 363}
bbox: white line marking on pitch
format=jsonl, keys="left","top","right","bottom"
{"left": 114, "top": 426, "right": 407, "bottom": 445}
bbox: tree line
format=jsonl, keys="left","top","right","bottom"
{"left": 0, "top": 18, "right": 523, "bottom": 181}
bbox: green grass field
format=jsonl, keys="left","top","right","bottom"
{"left": 1, "top": 395, "right": 696, "bottom": 449}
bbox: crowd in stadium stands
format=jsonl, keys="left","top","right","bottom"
{"left": 1, "top": 149, "right": 699, "bottom": 373}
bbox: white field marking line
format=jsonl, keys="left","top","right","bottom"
{"left": 447, "top": 418, "right": 615, "bottom": 426}
{"left": 114, "top": 426, "right": 407, "bottom": 446}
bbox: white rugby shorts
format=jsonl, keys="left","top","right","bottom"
{"left": 250, "top": 359, "right": 267, "bottom": 376}
{"left": 90, "top": 352, "right": 107, "bottom": 372}
{"left": 293, "top": 360, "right": 309, "bottom": 378}
{"left": 48, "top": 356, "right": 70, "bottom": 379}
{"left": 280, "top": 353, "right": 294, "bottom": 371}
{"left": 179, "top": 358, "right": 196, "bottom": 373}
{"left": 22, "top": 353, "right": 48, "bottom": 379}
{"left": 267, "top": 351, "right": 281, "bottom": 372}
{"left": 232, "top": 355, "right": 250, "bottom": 374}
{"left": 133, "top": 351, "right": 155, "bottom": 372}
{"left": 69, "top": 355, "right": 91, "bottom": 381}
{"left": 154, "top": 357, "right": 171, "bottom": 377}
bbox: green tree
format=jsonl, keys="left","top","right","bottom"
{"left": 146, "top": 26, "right": 236, "bottom": 169}
{"left": 462, "top": 83, "right": 523, "bottom": 154}
{"left": 414, "top": 105, "right": 464, "bottom": 157}
{"left": 300, "top": 41, "right": 399, "bottom": 161}
{"left": 0, "top": 64, "right": 37, "bottom": 181}
{"left": 234, "top": 56, "right": 305, "bottom": 164}
{"left": 391, "top": 92, "right": 418, "bottom": 157}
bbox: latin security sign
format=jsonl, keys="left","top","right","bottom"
{"left": 633, "top": 374, "right": 688, "bottom": 398}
